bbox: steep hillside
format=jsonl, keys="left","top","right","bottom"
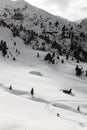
{"left": 0, "top": 25, "right": 87, "bottom": 130}
{"left": 0, "top": 1, "right": 87, "bottom": 130}
{"left": 0, "top": 0, "right": 87, "bottom": 62}
{"left": 0, "top": 2, "right": 76, "bottom": 56}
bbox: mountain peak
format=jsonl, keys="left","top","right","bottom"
{"left": 80, "top": 18, "right": 87, "bottom": 27}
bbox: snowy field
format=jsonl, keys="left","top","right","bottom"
{"left": 0, "top": 26, "right": 87, "bottom": 130}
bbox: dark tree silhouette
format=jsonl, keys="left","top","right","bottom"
{"left": 30, "top": 88, "right": 34, "bottom": 96}
{"left": 75, "top": 65, "right": 82, "bottom": 76}
{"left": 9, "top": 85, "right": 12, "bottom": 90}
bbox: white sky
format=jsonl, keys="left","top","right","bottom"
{"left": 13, "top": 0, "right": 87, "bottom": 21}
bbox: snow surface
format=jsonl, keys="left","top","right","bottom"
{"left": 0, "top": 25, "right": 87, "bottom": 130}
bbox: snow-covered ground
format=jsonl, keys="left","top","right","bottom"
{"left": 0, "top": 26, "right": 87, "bottom": 130}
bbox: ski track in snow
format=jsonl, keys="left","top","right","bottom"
{"left": 47, "top": 102, "right": 87, "bottom": 127}
{"left": 1, "top": 82, "right": 87, "bottom": 127}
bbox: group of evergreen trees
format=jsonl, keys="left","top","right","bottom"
{"left": 0, "top": 9, "right": 87, "bottom": 63}
{"left": 75, "top": 65, "right": 87, "bottom": 76}
{"left": 44, "top": 52, "right": 56, "bottom": 64}
{"left": 61, "top": 24, "right": 87, "bottom": 62}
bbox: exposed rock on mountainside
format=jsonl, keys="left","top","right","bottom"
{"left": 0, "top": 0, "right": 87, "bottom": 62}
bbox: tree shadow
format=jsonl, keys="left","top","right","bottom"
{"left": 0, "top": 83, "right": 28, "bottom": 95}
{"left": 0, "top": 83, "right": 50, "bottom": 104}
{"left": 28, "top": 95, "right": 50, "bottom": 104}
{"left": 53, "top": 102, "right": 87, "bottom": 116}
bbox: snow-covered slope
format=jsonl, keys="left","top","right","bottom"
{"left": 0, "top": 24, "right": 87, "bottom": 130}
{"left": 0, "top": 1, "right": 87, "bottom": 130}
{"left": 0, "top": 0, "right": 86, "bottom": 62}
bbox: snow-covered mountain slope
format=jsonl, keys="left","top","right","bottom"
{"left": 0, "top": 0, "right": 87, "bottom": 62}
{"left": 80, "top": 18, "right": 87, "bottom": 27}
{"left": 1, "top": 0, "right": 68, "bottom": 23}
{"left": 0, "top": 24, "right": 87, "bottom": 130}
{"left": 0, "top": 1, "right": 87, "bottom": 130}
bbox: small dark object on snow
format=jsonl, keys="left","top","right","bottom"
{"left": 7, "top": 56, "right": 9, "bottom": 58}
{"left": 54, "top": 104, "right": 57, "bottom": 107}
{"left": 9, "top": 85, "right": 12, "bottom": 90}
{"left": 77, "top": 106, "right": 80, "bottom": 112}
{"left": 85, "top": 71, "right": 87, "bottom": 76}
{"left": 13, "top": 57, "right": 16, "bottom": 61}
{"left": 57, "top": 113, "right": 60, "bottom": 116}
{"left": 63, "top": 88, "right": 72, "bottom": 94}
{"left": 71, "top": 58, "right": 74, "bottom": 61}
{"left": 18, "top": 51, "right": 20, "bottom": 55}
{"left": 30, "top": 88, "right": 34, "bottom": 96}
{"left": 61, "top": 59, "right": 64, "bottom": 63}
{"left": 57, "top": 55, "right": 59, "bottom": 60}
{"left": 37, "top": 52, "right": 40, "bottom": 58}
